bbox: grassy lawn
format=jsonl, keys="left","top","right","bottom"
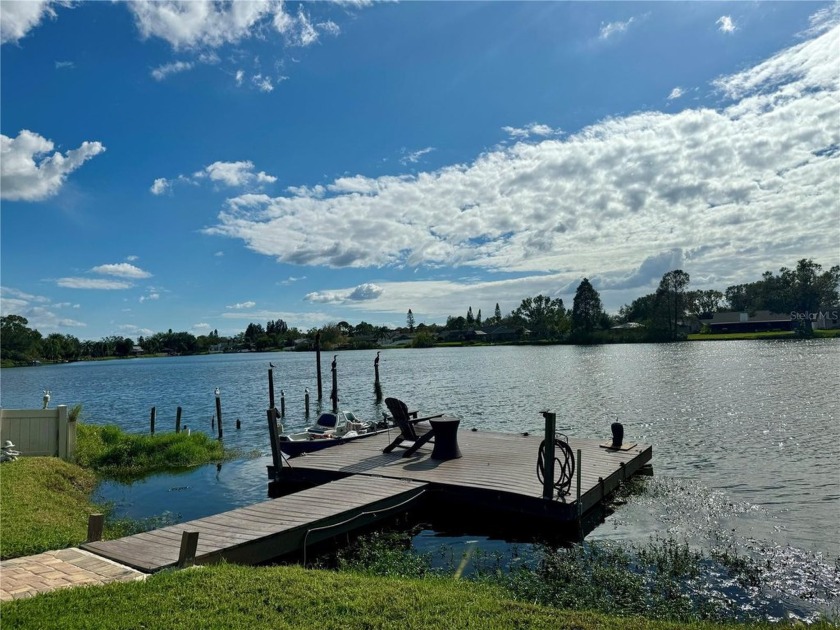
{"left": 0, "top": 562, "right": 811, "bottom": 630}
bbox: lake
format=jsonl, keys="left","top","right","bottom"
{"left": 2, "top": 340, "right": 838, "bottom": 618}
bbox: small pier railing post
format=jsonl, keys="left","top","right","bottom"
{"left": 87, "top": 513, "right": 104, "bottom": 543}
{"left": 267, "top": 408, "right": 281, "bottom": 480}
{"left": 541, "top": 411, "right": 556, "bottom": 500}
{"left": 177, "top": 531, "right": 199, "bottom": 568}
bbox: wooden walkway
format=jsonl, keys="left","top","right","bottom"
{"left": 273, "top": 427, "right": 652, "bottom": 523}
{"left": 81, "top": 475, "right": 427, "bottom": 573}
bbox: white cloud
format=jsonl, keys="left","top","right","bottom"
{"left": 151, "top": 60, "right": 194, "bottom": 80}
{"left": 0, "top": 130, "right": 106, "bottom": 201}
{"left": 196, "top": 160, "right": 277, "bottom": 187}
{"left": 91, "top": 263, "right": 153, "bottom": 279}
{"left": 56, "top": 278, "right": 133, "bottom": 290}
{"left": 150, "top": 177, "right": 170, "bottom": 195}
{"left": 502, "top": 123, "right": 559, "bottom": 139}
{"left": 252, "top": 73, "right": 274, "bottom": 92}
{"left": 55, "top": 60, "right": 74, "bottom": 69}
{"left": 599, "top": 17, "right": 635, "bottom": 40}
{"left": 399, "top": 147, "right": 435, "bottom": 165}
{"left": 226, "top": 301, "right": 256, "bottom": 309}
{"left": 235, "top": 69, "right": 245, "bottom": 85}
{"left": 139, "top": 292, "right": 160, "bottom": 303}
{"left": 128, "top": 0, "right": 276, "bottom": 50}
{"left": 717, "top": 16, "right": 736, "bottom": 34}
{"left": 206, "top": 22, "right": 840, "bottom": 299}
{"left": 667, "top": 87, "right": 684, "bottom": 100}
{"left": 305, "top": 283, "right": 383, "bottom": 304}
{"left": 0, "top": 0, "right": 64, "bottom": 45}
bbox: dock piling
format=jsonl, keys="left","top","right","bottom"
{"left": 175, "top": 406, "right": 182, "bottom": 433}
{"left": 177, "top": 531, "right": 199, "bottom": 568}
{"left": 150, "top": 407, "right": 156, "bottom": 435}
{"left": 305, "top": 388, "right": 310, "bottom": 416}
{"left": 541, "top": 411, "right": 556, "bottom": 500}
{"left": 268, "top": 368, "right": 276, "bottom": 410}
{"left": 315, "top": 333, "right": 323, "bottom": 401}
{"left": 87, "top": 514, "right": 104, "bottom": 543}
{"left": 280, "top": 390, "right": 286, "bottom": 417}
{"left": 330, "top": 355, "right": 338, "bottom": 413}
{"left": 215, "top": 388, "right": 223, "bottom": 440}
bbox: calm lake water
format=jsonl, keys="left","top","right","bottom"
{"left": 2, "top": 341, "right": 838, "bottom": 618}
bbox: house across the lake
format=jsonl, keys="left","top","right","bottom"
{"left": 705, "top": 310, "right": 794, "bottom": 333}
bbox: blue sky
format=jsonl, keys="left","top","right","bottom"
{"left": 1, "top": 1, "right": 838, "bottom": 341}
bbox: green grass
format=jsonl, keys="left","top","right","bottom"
{"left": 689, "top": 329, "right": 839, "bottom": 341}
{"left": 1, "top": 562, "right": 814, "bottom": 630}
{"left": 0, "top": 458, "right": 116, "bottom": 559}
{"left": 75, "top": 421, "right": 231, "bottom": 479}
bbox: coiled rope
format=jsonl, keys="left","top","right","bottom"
{"left": 536, "top": 434, "right": 575, "bottom": 496}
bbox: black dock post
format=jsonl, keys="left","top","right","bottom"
{"left": 374, "top": 351, "right": 382, "bottom": 402}
{"left": 175, "top": 406, "right": 182, "bottom": 433}
{"left": 268, "top": 367, "right": 276, "bottom": 410}
{"left": 315, "top": 332, "right": 323, "bottom": 401}
{"left": 215, "top": 388, "right": 223, "bottom": 439}
{"left": 541, "top": 411, "right": 556, "bottom": 500}
{"left": 330, "top": 355, "right": 338, "bottom": 413}
{"left": 150, "top": 407, "right": 156, "bottom": 435}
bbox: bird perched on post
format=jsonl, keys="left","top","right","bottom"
{"left": 42, "top": 390, "right": 51, "bottom": 409}
{"left": 269, "top": 362, "right": 275, "bottom": 368}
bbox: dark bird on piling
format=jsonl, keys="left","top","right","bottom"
{"left": 269, "top": 362, "right": 275, "bottom": 368}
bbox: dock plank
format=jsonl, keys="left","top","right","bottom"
{"left": 82, "top": 476, "right": 428, "bottom": 572}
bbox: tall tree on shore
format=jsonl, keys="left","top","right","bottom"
{"left": 571, "top": 278, "right": 603, "bottom": 335}
{"left": 466, "top": 307, "right": 474, "bottom": 327}
{"left": 512, "top": 294, "right": 567, "bottom": 339}
{"left": 655, "top": 270, "right": 690, "bottom": 339}
{"left": 495, "top": 303, "right": 502, "bottom": 322}
{"left": 406, "top": 309, "right": 415, "bottom": 333}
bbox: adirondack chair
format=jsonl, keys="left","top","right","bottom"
{"left": 382, "top": 397, "right": 436, "bottom": 457}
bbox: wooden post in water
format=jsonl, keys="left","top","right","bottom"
{"left": 215, "top": 387, "right": 223, "bottom": 439}
{"left": 87, "top": 513, "right": 104, "bottom": 542}
{"left": 304, "top": 388, "right": 310, "bottom": 416}
{"left": 541, "top": 411, "right": 556, "bottom": 500}
{"left": 177, "top": 531, "right": 199, "bottom": 568}
{"left": 268, "top": 367, "right": 276, "bottom": 410}
{"left": 374, "top": 351, "right": 382, "bottom": 402}
{"left": 266, "top": 408, "right": 281, "bottom": 479}
{"left": 150, "top": 407, "right": 156, "bottom": 435}
{"left": 330, "top": 355, "right": 338, "bottom": 413}
{"left": 315, "top": 332, "right": 323, "bottom": 401}
{"left": 175, "top": 406, "right": 182, "bottom": 433}
{"left": 280, "top": 390, "right": 286, "bottom": 417}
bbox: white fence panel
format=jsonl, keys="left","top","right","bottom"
{"left": 0, "top": 406, "right": 75, "bottom": 460}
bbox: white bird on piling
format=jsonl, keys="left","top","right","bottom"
{"left": 42, "top": 390, "right": 51, "bottom": 409}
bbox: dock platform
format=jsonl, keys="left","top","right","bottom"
{"left": 272, "top": 427, "right": 652, "bottom": 524}
{"left": 81, "top": 475, "right": 427, "bottom": 572}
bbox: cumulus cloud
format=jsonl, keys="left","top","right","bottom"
{"left": 305, "top": 283, "right": 384, "bottom": 304}
{"left": 91, "top": 263, "right": 153, "bottom": 279}
{"left": 226, "top": 301, "right": 256, "bottom": 309}
{"left": 0, "top": 0, "right": 65, "bottom": 45}
{"left": 56, "top": 278, "right": 133, "bottom": 290}
{"left": 128, "top": 0, "right": 341, "bottom": 51}
{"left": 502, "top": 123, "right": 558, "bottom": 139}
{"left": 667, "top": 87, "right": 684, "bottom": 100}
{"left": 717, "top": 16, "right": 736, "bottom": 33}
{"left": 150, "top": 177, "right": 170, "bottom": 195}
{"left": 205, "top": 19, "right": 839, "bottom": 302}
{"left": 1, "top": 130, "right": 105, "bottom": 201}
{"left": 151, "top": 60, "right": 194, "bottom": 80}
{"left": 196, "top": 160, "right": 277, "bottom": 187}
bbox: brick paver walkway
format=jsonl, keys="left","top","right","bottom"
{"left": 1, "top": 548, "right": 146, "bottom": 601}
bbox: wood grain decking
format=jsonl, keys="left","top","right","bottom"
{"left": 81, "top": 475, "right": 427, "bottom": 572}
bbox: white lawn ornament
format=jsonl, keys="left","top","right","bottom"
{"left": 1, "top": 440, "right": 20, "bottom": 463}
{"left": 42, "top": 390, "right": 51, "bottom": 409}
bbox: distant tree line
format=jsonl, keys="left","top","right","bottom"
{"left": 2, "top": 259, "right": 836, "bottom": 365}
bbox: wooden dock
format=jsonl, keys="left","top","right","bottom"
{"left": 271, "top": 426, "right": 652, "bottom": 525}
{"left": 81, "top": 475, "right": 427, "bottom": 572}
{"left": 81, "top": 426, "right": 650, "bottom": 573}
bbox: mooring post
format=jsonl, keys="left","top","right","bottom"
{"left": 576, "top": 448, "right": 583, "bottom": 518}
{"left": 268, "top": 368, "right": 276, "bottom": 410}
{"left": 87, "top": 513, "right": 104, "bottom": 543}
{"left": 374, "top": 351, "right": 382, "bottom": 402}
{"left": 150, "top": 407, "right": 156, "bottom": 435}
{"left": 315, "top": 332, "right": 323, "bottom": 401}
{"left": 280, "top": 390, "right": 286, "bottom": 417}
{"left": 177, "top": 531, "right": 199, "bottom": 568}
{"left": 175, "top": 406, "right": 182, "bottom": 433}
{"left": 215, "top": 387, "right": 223, "bottom": 439}
{"left": 305, "top": 388, "right": 310, "bottom": 416}
{"left": 236, "top": 418, "right": 241, "bottom": 430}
{"left": 266, "top": 408, "right": 281, "bottom": 480}
{"left": 541, "top": 411, "right": 556, "bottom": 500}
{"left": 330, "top": 355, "right": 338, "bottom": 413}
